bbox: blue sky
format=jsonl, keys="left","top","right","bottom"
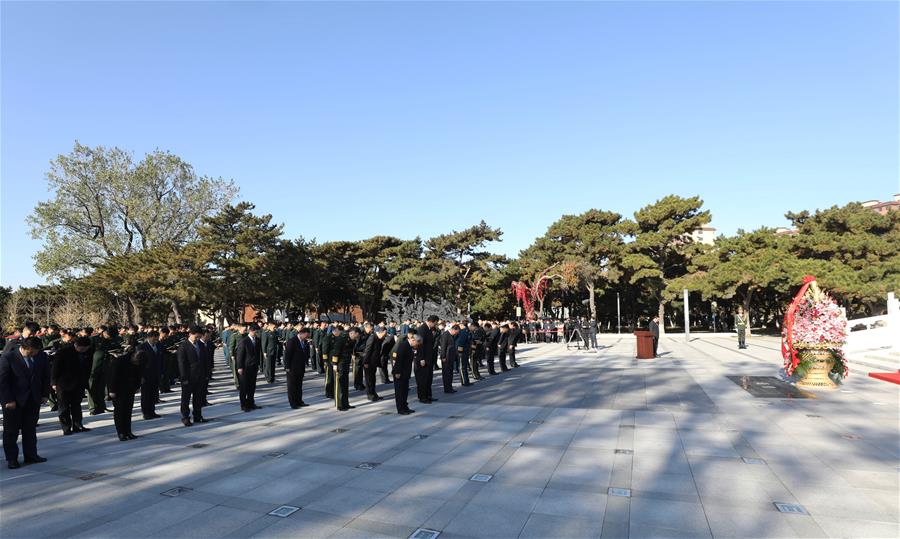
{"left": 2, "top": 1, "right": 898, "bottom": 288}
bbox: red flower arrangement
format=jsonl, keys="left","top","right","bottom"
{"left": 782, "top": 276, "right": 848, "bottom": 379}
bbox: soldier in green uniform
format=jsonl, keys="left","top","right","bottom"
{"left": 324, "top": 325, "right": 353, "bottom": 411}
{"left": 735, "top": 307, "right": 748, "bottom": 349}
{"left": 226, "top": 325, "right": 244, "bottom": 389}
{"left": 261, "top": 322, "right": 277, "bottom": 384}
{"left": 353, "top": 324, "right": 370, "bottom": 391}
{"left": 316, "top": 321, "right": 329, "bottom": 375}
{"left": 87, "top": 326, "right": 116, "bottom": 414}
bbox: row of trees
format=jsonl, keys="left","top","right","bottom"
{"left": 3, "top": 143, "right": 898, "bottom": 332}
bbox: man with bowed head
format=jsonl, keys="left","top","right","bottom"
{"left": 0, "top": 337, "right": 51, "bottom": 468}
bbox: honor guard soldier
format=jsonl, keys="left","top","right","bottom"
{"left": 735, "top": 308, "right": 748, "bottom": 349}
{"left": 324, "top": 325, "right": 353, "bottom": 411}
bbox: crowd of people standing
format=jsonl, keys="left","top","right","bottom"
{"left": 0, "top": 316, "right": 530, "bottom": 469}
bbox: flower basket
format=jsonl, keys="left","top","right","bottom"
{"left": 781, "top": 276, "right": 848, "bottom": 389}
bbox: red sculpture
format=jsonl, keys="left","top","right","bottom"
{"left": 511, "top": 264, "right": 560, "bottom": 321}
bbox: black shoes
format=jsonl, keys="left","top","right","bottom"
{"left": 182, "top": 418, "right": 193, "bottom": 427}
{"left": 399, "top": 408, "right": 416, "bottom": 415}
{"left": 195, "top": 417, "right": 210, "bottom": 423}
{"left": 144, "top": 414, "right": 162, "bottom": 420}
{"left": 7, "top": 461, "right": 20, "bottom": 469}
{"left": 251, "top": 405, "right": 262, "bottom": 410}
{"left": 118, "top": 433, "right": 128, "bottom": 441}
{"left": 62, "top": 429, "right": 73, "bottom": 436}
{"left": 24, "top": 456, "right": 47, "bottom": 464}
{"left": 126, "top": 433, "right": 138, "bottom": 440}
{"left": 73, "top": 425, "right": 90, "bottom": 432}
{"left": 444, "top": 389, "right": 458, "bottom": 394}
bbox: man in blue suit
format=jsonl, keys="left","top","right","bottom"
{"left": 0, "top": 337, "right": 51, "bottom": 468}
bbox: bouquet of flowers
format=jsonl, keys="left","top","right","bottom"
{"left": 782, "top": 276, "right": 848, "bottom": 379}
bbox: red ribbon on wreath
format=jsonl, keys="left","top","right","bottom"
{"left": 782, "top": 275, "right": 817, "bottom": 375}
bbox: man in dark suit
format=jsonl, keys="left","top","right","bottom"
{"left": 283, "top": 327, "right": 309, "bottom": 408}
{"left": 508, "top": 321, "right": 521, "bottom": 368}
{"left": 362, "top": 325, "right": 385, "bottom": 401}
{"left": 497, "top": 324, "right": 511, "bottom": 372}
{"left": 176, "top": 326, "right": 209, "bottom": 426}
{"left": 199, "top": 328, "right": 215, "bottom": 406}
{"left": 649, "top": 316, "right": 660, "bottom": 357}
{"left": 484, "top": 323, "right": 498, "bottom": 375}
{"left": 235, "top": 323, "right": 262, "bottom": 411}
{"left": 439, "top": 325, "right": 460, "bottom": 394}
{"left": 137, "top": 330, "right": 163, "bottom": 419}
{"left": 0, "top": 337, "right": 50, "bottom": 468}
{"left": 392, "top": 330, "right": 418, "bottom": 415}
{"left": 415, "top": 316, "right": 438, "bottom": 404}
{"left": 108, "top": 337, "right": 141, "bottom": 441}
{"left": 379, "top": 330, "right": 394, "bottom": 385}
{"left": 51, "top": 336, "right": 93, "bottom": 434}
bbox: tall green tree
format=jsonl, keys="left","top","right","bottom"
{"left": 520, "top": 209, "right": 625, "bottom": 320}
{"left": 787, "top": 203, "right": 900, "bottom": 314}
{"left": 424, "top": 221, "right": 505, "bottom": 314}
{"left": 194, "top": 202, "right": 283, "bottom": 324}
{"left": 622, "top": 195, "right": 711, "bottom": 333}
{"left": 672, "top": 228, "right": 800, "bottom": 326}
{"left": 29, "top": 141, "right": 237, "bottom": 279}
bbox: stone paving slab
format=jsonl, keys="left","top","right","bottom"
{"left": 1, "top": 337, "right": 898, "bottom": 538}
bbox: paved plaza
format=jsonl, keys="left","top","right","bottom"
{"left": 1, "top": 335, "right": 898, "bottom": 539}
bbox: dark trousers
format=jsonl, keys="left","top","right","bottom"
{"left": 379, "top": 356, "right": 390, "bottom": 385}
{"left": 414, "top": 365, "right": 431, "bottom": 401}
{"left": 441, "top": 356, "right": 455, "bottom": 392}
{"left": 113, "top": 393, "right": 135, "bottom": 435}
{"left": 509, "top": 347, "right": 519, "bottom": 368}
{"left": 394, "top": 374, "right": 410, "bottom": 412}
{"left": 470, "top": 348, "right": 482, "bottom": 379}
{"left": 239, "top": 367, "right": 258, "bottom": 409}
{"left": 324, "top": 362, "right": 335, "bottom": 398}
{"left": 335, "top": 363, "right": 350, "bottom": 409}
{"left": 486, "top": 349, "right": 497, "bottom": 374}
{"left": 498, "top": 348, "right": 509, "bottom": 371}
{"left": 286, "top": 369, "right": 304, "bottom": 407}
{"left": 87, "top": 365, "right": 107, "bottom": 412}
{"left": 365, "top": 363, "right": 379, "bottom": 399}
{"left": 737, "top": 329, "right": 746, "bottom": 348}
{"left": 2, "top": 398, "right": 40, "bottom": 463}
{"left": 310, "top": 349, "right": 319, "bottom": 372}
{"left": 161, "top": 354, "right": 177, "bottom": 391}
{"left": 181, "top": 382, "right": 204, "bottom": 419}
{"left": 140, "top": 377, "right": 159, "bottom": 418}
{"left": 458, "top": 351, "right": 471, "bottom": 384}
{"left": 652, "top": 337, "right": 659, "bottom": 357}
{"left": 263, "top": 354, "right": 276, "bottom": 383}
{"left": 353, "top": 355, "right": 365, "bottom": 390}
{"left": 57, "top": 389, "right": 84, "bottom": 431}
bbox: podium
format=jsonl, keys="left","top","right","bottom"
{"left": 634, "top": 330, "right": 654, "bottom": 359}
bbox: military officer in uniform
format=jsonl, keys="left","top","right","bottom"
{"left": 735, "top": 308, "right": 748, "bottom": 349}
{"left": 324, "top": 325, "right": 353, "bottom": 411}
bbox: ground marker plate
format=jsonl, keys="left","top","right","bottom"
{"left": 269, "top": 505, "right": 300, "bottom": 517}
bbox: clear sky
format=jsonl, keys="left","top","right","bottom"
{"left": 2, "top": 1, "right": 898, "bottom": 288}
